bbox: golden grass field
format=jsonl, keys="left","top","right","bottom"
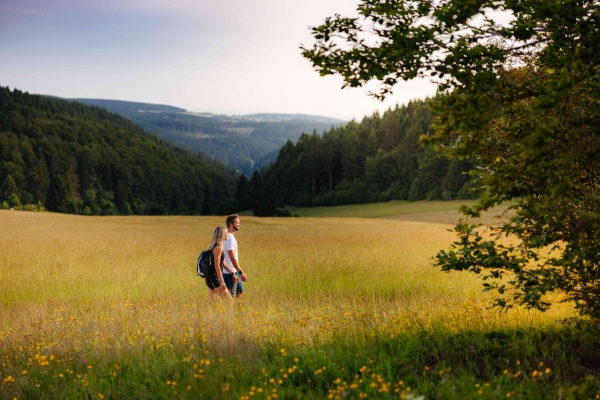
{"left": 0, "top": 205, "right": 587, "bottom": 399}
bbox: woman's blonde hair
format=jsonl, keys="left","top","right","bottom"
{"left": 209, "top": 226, "right": 228, "bottom": 250}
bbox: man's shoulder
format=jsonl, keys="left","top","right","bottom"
{"left": 225, "top": 234, "right": 237, "bottom": 248}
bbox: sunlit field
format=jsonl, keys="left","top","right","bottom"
{"left": 285, "top": 200, "right": 515, "bottom": 226}
{"left": 285, "top": 200, "right": 479, "bottom": 218}
{"left": 1, "top": 208, "right": 598, "bottom": 399}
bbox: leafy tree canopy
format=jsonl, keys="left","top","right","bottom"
{"left": 303, "top": 0, "right": 600, "bottom": 318}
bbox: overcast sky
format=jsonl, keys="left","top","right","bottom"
{"left": 0, "top": 0, "right": 437, "bottom": 121}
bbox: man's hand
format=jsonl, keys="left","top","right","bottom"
{"left": 240, "top": 272, "right": 248, "bottom": 282}
{"left": 233, "top": 274, "right": 240, "bottom": 283}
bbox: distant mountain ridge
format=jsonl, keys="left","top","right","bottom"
{"left": 71, "top": 98, "right": 346, "bottom": 174}
{"left": 241, "top": 113, "right": 345, "bottom": 124}
{"left": 73, "top": 98, "right": 186, "bottom": 113}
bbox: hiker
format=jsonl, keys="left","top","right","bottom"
{"left": 223, "top": 214, "right": 246, "bottom": 298}
{"left": 205, "top": 226, "right": 237, "bottom": 300}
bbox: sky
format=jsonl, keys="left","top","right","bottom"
{"left": 0, "top": 0, "right": 438, "bottom": 121}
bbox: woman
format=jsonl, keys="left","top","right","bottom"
{"left": 205, "top": 226, "right": 236, "bottom": 299}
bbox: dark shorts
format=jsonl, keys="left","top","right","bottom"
{"left": 223, "top": 272, "right": 244, "bottom": 296}
{"left": 205, "top": 273, "right": 223, "bottom": 290}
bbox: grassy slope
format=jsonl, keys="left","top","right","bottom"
{"left": 1, "top": 210, "right": 598, "bottom": 399}
{"left": 286, "top": 200, "right": 514, "bottom": 225}
{"left": 285, "top": 200, "right": 474, "bottom": 218}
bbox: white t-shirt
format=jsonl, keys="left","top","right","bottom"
{"left": 223, "top": 233, "right": 238, "bottom": 275}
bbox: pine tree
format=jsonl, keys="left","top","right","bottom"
{"left": 257, "top": 174, "right": 280, "bottom": 216}
{"left": 3, "top": 175, "right": 20, "bottom": 207}
{"left": 248, "top": 170, "right": 262, "bottom": 215}
{"left": 45, "top": 175, "right": 68, "bottom": 212}
{"left": 29, "top": 154, "right": 50, "bottom": 204}
{"left": 234, "top": 174, "right": 250, "bottom": 211}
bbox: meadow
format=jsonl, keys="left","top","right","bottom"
{"left": 1, "top": 205, "right": 599, "bottom": 399}
{"left": 284, "top": 201, "right": 514, "bottom": 226}
{"left": 284, "top": 200, "right": 478, "bottom": 218}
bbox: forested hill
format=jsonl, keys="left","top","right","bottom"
{"left": 72, "top": 98, "right": 345, "bottom": 174}
{"left": 0, "top": 87, "right": 237, "bottom": 215}
{"left": 236, "top": 100, "right": 476, "bottom": 215}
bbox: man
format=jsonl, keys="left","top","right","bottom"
{"left": 223, "top": 214, "right": 247, "bottom": 298}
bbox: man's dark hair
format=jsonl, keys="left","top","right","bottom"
{"left": 226, "top": 214, "right": 240, "bottom": 228}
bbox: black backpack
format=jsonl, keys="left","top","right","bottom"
{"left": 196, "top": 248, "right": 212, "bottom": 278}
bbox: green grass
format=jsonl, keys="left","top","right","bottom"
{"left": 6, "top": 322, "right": 600, "bottom": 399}
{"left": 285, "top": 200, "right": 476, "bottom": 218}
{"left": 285, "top": 200, "right": 515, "bottom": 226}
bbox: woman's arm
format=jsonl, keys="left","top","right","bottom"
{"left": 212, "top": 247, "right": 233, "bottom": 299}
{"left": 212, "top": 247, "right": 226, "bottom": 286}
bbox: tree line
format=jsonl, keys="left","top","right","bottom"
{"left": 232, "top": 99, "right": 476, "bottom": 216}
{"left": 0, "top": 87, "right": 236, "bottom": 215}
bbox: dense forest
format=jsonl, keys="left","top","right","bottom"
{"left": 0, "top": 87, "right": 237, "bottom": 215}
{"left": 73, "top": 99, "right": 345, "bottom": 174}
{"left": 234, "top": 100, "right": 476, "bottom": 216}
{"left": 0, "top": 88, "right": 474, "bottom": 217}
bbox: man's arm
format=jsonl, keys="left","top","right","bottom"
{"left": 227, "top": 250, "right": 248, "bottom": 282}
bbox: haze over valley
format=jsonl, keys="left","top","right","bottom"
{"left": 72, "top": 98, "right": 346, "bottom": 174}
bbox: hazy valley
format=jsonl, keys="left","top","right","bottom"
{"left": 72, "top": 98, "right": 346, "bottom": 174}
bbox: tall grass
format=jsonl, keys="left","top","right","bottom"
{"left": 1, "top": 210, "right": 598, "bottom": 399}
